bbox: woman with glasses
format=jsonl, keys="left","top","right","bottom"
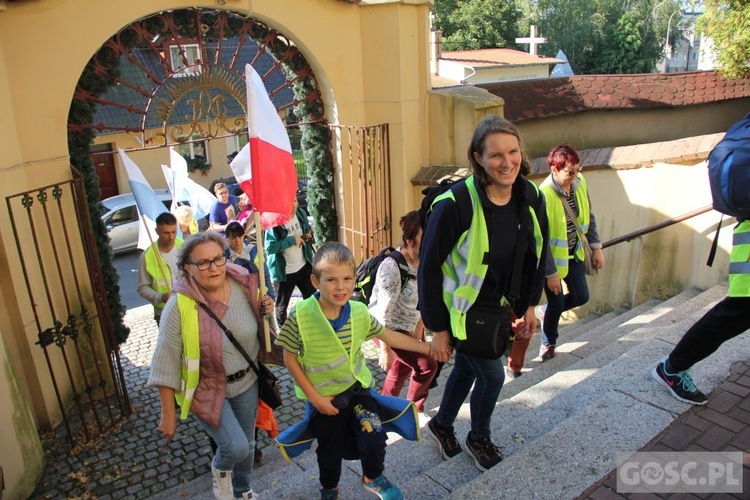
{"left": 148, "top": 232, "right": 282, "bottom": 500}
{"left": 509, "top": 144, "right": 604, "bottom": 376}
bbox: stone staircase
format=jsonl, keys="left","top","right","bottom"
{"left": 154, "top": 283, "right": 750, "bottom": 499}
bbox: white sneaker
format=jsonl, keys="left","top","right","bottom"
{"left": 211, "top": 463, "right": 234, "bottom": 500}
{"left": 235, "top": 490, "right": 260, "bottom": 499}
{"left": 534, "top": 304, "right": 547, "bottom": 328}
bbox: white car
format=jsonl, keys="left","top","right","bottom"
{"left": 100, "top": 190, "right": 172, "bottom": 254}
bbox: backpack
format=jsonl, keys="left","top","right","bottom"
{"left": 708, "top": 113, "right": 750, "bottom": 218}
{"left": 705, "top": 114, "right": 750, "bottom": 266}
{"left": 418, "top": 178, "right": 472, "bottom": 232}
{"left": 352, "top": 247, "right": 415, "bottom": 304}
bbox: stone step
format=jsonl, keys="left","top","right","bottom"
{"left": 398, "top": 285, "right": 742, "bottom": 497}
{"left": 153, "top": 284, "right": 741, "bottom": 499}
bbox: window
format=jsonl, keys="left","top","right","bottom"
{"left": 169, "top": 44, "right": 202, "bottom": 77}
{"left": 225, "top": 134, "right": 249, "bottom": 161}
{"left": 176, "top": 136, "right": 210, "bottom": 173}
{"left": 105, "top": 206, "right": 137, "bottom": 227}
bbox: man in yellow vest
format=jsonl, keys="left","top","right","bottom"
{"left": 653, "top": 218, "right": 750, "bottom": 405}
{"left": 137, "top": 212, "right": 183, "bottom": 325}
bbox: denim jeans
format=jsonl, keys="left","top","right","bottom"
{"left": 434, "top": 351, "right": 505, "bottom": 440}
{"left": 198, "top": 382, "right": 259, "bottom": 497}
{"left": 542, "top": 258, "right": 590, "bottom": 347}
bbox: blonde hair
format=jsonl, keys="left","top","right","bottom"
{"left": 312, "top": 242, "right": 356, "bottom": 278}
{"left": 173, "top": 205, "right": 195, "bottom": 226}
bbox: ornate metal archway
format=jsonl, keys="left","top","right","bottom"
{"left": 68, "top": 8, "right": 326, "bottom": 145}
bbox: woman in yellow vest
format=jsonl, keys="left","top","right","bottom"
{"left": 419, "top": 115, "right": 549, "bottom": 472}
{"left": 147, "top": 233, "right": 282, "bottom": 500}
{"left": 653, "top": 218, "right": 750, "bottom": 405}
{"left": 529, "top": 144, "right": 604, "bottom": 367}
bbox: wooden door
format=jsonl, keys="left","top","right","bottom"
{"left": 91, "top": 145, "right": 118, "bottom": 200}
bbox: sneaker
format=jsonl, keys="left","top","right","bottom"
{"left": 361, "top": 475, "right": 403, "bottom": 500}
{"left": 254, "top": 445, "right": 264, "bottom": 466}
{"left": 235, "top": 491, "right": 259, "bottom": 500}
{"left": 320, "top": 486, "right": 339, "bottom": 500}
{"left": 426, "top": 417, "right": 462, "bottom": 459}
{"left": 511, "top": 370, "right": 522, "bottom": 378}
{"left": 464, "top": 433, "right": 503, "bottom": 471}
{"left": 652, "top": 358, "right": 708, "bottom": 405}
{"left": 534, "top": 304, "right": 547, "bottom": 328}
{"left": 211, "top": 463, "right": 233, "bottom": 500}
{"left": 539, "top": 343, "right": 555, "bottom": 361}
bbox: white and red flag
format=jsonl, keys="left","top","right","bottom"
{"left": 230, "top": 64, "right": 298, "bottom": 229}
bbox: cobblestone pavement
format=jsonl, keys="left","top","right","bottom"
{"left": 29, "top": 301, "right": 401, "bottom": 499}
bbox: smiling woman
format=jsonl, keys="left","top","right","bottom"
{"left": 418, "top": 114, "right": 550, "bottom": 472}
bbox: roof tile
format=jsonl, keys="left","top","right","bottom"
{"left": 478, "top": 71, "right": 750, "bottom": 122}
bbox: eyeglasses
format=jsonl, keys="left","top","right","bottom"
{"left": 560, "top": 167, "right": 581, "bottom": 176}
{"left": 217, "top": 190, "right": 229, "bottom": 196}
{"left": 188, "top": 255, "right": 227, "bottom": 271}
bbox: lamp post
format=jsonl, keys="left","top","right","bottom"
{"left": 664, "top": 11, "right": 678, "bottom": 72}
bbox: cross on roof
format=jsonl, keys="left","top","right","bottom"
{"left": 516, "top": 25, "right": 546, "bottom": 56}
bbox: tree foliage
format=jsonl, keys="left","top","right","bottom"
{"left": 699, "top": 0, "right": 750, "bottom": 78}
{"left": 432, "top": 0, "right": 522, "bottom": 51}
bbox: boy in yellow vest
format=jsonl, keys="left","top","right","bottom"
{"left": 137, "top": 212, "right": 182, "bottom": 324}
{"left": 275, "top": 242, "right": 450, "bottom": 500}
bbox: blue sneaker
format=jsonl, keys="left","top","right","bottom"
{"left": 320, "top": 486, "right": 339, "bottom": 500}
{"left": 362, "top": 475, "right": 403, "bottom": 500}
{"left": 652, "top": 358, "right": 707, "bottom": 405}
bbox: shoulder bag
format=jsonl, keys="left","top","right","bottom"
{"left": 198, "top": 302, "right": 283, "bottom": 409}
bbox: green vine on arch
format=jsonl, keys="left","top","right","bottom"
{"left": 68, "top": 8, "right": 337, "bottom": 344}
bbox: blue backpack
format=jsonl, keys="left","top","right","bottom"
{"left": 705, "top": 114, "right": 750, "bottom": 266}
{"left": 708, "top": 114, "right": 750, "bottom": 218}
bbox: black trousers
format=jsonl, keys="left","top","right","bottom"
{"left": 273, "top": 262, "right": 316, "bottom": 327}
{"left": 308, "top": 392, "right": 387, "bottom": 489}
{"left": 668, "top": 296, "right": 750, "bottom": 372}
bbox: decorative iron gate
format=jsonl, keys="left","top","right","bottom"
{"left": 333, "top": 123, "right": 392, "bottom": 262}
{"left": 5, "top": 170, "right": 129, "bottom": 446}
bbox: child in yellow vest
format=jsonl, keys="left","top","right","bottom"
{"left": 275, "top": 242, "right": 450, "bottom": 500}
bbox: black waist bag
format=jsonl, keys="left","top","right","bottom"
{"left": 454, "top": 303, "right": 511, "bottom": 359}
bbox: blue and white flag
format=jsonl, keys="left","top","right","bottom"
{"left": 167, "top": 147, "right": 216, "bottom": 220}
{"left": 118, "top": 148, "right": 168, "bottom": 250}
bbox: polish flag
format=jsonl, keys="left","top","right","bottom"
{"left": 230, "top": 64, "right": 298, "bottom": 229}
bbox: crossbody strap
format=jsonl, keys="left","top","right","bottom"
{"left": 558, "top": 192, "right": 591, "bottom": 247}
{"left": 197, "top": 301, "right": 261, "bottom": 379}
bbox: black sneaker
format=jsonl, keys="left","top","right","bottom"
{"left": 426, "top": 418, "right": 462, "bottom": 459}
{"left": 652, "top": 358, "right": 707, "bottom": 405}
{"left": 464, "top": 433, "right": 503, "bottom": 471}
{"left": 254, "top": 445, "right": 264, "bottom": 466}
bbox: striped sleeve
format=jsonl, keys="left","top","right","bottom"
{"left": 275, "top": 309, "right": 302, "bottom": 354}
{"left": 366, "top": 314, "right": 385, "bottom": 341}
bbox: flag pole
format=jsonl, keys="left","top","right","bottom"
{"left": 140, "top": 214, "right": 173, "bottom": 296}
{"left": 254, "top": 210, "right": 272, "bottom": 352}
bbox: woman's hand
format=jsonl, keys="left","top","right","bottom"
{"left": 592, "top": 248, "right": 605, "bottom": 270}
{"left": 259, "top": 294, "right": 274, "bottom": 317}
{"left": 515, "top": 306, "right": 537, "bottom": 339}
{"left": 158, "top": 411, "right": 177, "bottom": 444}
{"left": 379, "top": 345, "right": 394, "bottom": 371}
{"left": 428, "top": 330, "right": 452, "bottom": 362}
{"left": 546, "top": 274, "right": 562, "bottom": 295}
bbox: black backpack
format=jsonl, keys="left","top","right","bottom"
{"left": 418, "top": 178, "right": 472, "bottom": 232}
{"left": 352, "top": 247, "right": 415, "bottom": 304}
